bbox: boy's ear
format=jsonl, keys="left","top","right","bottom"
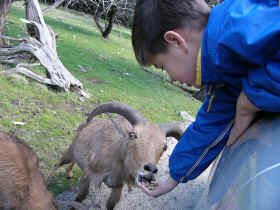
{"left": 164, "top": 31, "right": 188, "bottom": 52}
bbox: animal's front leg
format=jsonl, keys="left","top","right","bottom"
{"left": 75, "top": 173, "right": 90, "bottom": 202}
{"left": 106, "top": 185, "right": 123, "bottom": 210}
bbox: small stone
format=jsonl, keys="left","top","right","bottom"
{"left": 179, "top": 111, "right": 194, "bottom": 122}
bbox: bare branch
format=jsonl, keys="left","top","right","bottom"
{"left": 0, "top": 64, "right": 54, "bottom": 85}
{"left": 42, "top": 0, "right": 66, "bottom": 14}
{"left": 0, "top": 35, "right": 28, "bottom": 42}
{"left": 0, "top": 54, "right": 30, "bottom": 64}
{"left": 19, "top": 63, "right": 41, "bottom": 67}
{"left": 93, "top": 15, "right": 104, "bottom": 34}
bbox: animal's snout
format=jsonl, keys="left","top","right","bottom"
{"left": 128, "top": 131, "right": 137, "bottom": 140}
{"left": 144, "top": 163, "right": 158, "bottom": 174}
{"left": 136, "top": 163, "right": 158, "bottom": 184}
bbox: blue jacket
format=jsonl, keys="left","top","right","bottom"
{"left": 169, "top": 0, "right": 280, "bottom": 183}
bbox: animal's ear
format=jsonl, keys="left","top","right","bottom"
{"left": 159, "top": 122, "right": 185, "bottom": 141}
{"left": 128, "top": 131, "right": 137, "bottom": 140}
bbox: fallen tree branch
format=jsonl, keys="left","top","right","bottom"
{"left": 0, "top": 0, "right": 87, "bottom": 98}
{"left": 1, "top": 64, "right": 54, "bottom": 85}
{"left": 0, "top": 35, "right": 27, "bottom": 42}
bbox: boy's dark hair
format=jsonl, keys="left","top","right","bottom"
{"left": 132, "top": 0, "right": 209, "bottom": 66}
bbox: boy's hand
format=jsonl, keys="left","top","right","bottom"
{"left": 137, "top": 180, "right": 157, "bottom": 197}
{"left": 136, "top": 175, "right": 178, "bottom": 198}
{"left": 227, "top": 91, "right": 261, "bottom": 146}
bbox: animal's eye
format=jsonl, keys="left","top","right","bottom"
{"left": 128, "top": 131, "right": 137, "bottom": 140}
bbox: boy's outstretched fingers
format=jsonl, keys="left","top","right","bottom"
{"left": 136, "top": 175, "right": 178, "bottom": 198}
{"left": 136, "top": 180, "right": 151, "bottom": 194}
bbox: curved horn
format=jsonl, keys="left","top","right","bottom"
{"left": 87, "top": 102, "right": 147, "bottom": 126}
{"left": 159, "top": 122, "right": 185, "bottom": 141}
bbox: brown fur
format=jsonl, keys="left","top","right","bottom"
{"left": 52, "top": 116, "right": 172, "bottom": 210}
{"left": 0, "top": 132, "right": 88, "bottom": 210}
{"left": 0, "top": 132, "right": 57, "bottom": 210}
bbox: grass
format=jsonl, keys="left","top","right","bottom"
{"left": 0, "top": 2, "right": 201, "bottom": 195}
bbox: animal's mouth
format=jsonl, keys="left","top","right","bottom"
{"left": 136, "top": 171, "right": 156, "bottom": 184}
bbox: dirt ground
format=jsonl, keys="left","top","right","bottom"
{"left": 56, "top": 116, "right": 212, "bottom": 210}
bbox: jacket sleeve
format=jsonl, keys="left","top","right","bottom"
{"left": 169, "top": 85, "right": 235, "bottom": 183}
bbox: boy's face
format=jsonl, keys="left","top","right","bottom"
{"left": 148, "top": 44, "right": 197, "bottom": 86}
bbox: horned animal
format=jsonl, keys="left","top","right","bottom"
{"left": 0, "top": 131, "right": 87, "bottom": 210}
{"left": 48, "top": 102, "right": 185, "bottom": 210}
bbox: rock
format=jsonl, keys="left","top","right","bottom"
{"left": 180, "top": 111, "right": 194, "bottom": 122}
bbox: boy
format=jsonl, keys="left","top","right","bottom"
{"left": 132, "top": 0, "right": 280, "bottom": 197}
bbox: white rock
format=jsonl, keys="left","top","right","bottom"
{"left": 180, "top": 111, "right": 194, "bottom": 122}
{"left": 12, "top": 121, "right": 25, "bottom": 126}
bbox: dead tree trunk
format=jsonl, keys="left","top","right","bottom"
{"left": 0, "top": 0, "right": 13, "bottom": 47}
{"left": 0, "top": 0, "right": 88, "bottom": 97}
{"left": 94, "top": 5, "right": 117, "bottom": 39}
{"left": 25, "top": 0, "right": 57, "bottom": 52}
